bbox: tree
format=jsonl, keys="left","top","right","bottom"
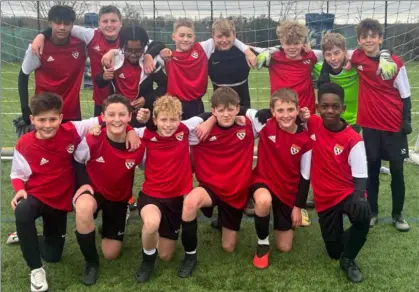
{"left": 28, "top": 1, "right": 92, "bottom": 19}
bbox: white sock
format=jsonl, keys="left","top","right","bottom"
{"left": 186, "top": 250, "right": 196, "bottom": 255}
{"left": 143, "top": 248, "right": 156, "bottom": 255}
{"left": 257, "top": 236, "right": 269, "bottom": 245}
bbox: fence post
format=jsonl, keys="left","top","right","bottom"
{"left": 326, "top": 1, "right": 329, "bottom": 14}
{"left": 153, "top": 1, "right": 156, "bottom": 40}
{"left": 268, "top": 1, "right": 271, "bottom": 47}
{"left": 384, "top": 1, "right": 388, "bottom": 42}
{"left": 37, "top": 1, "right": 41, "bottom": 32}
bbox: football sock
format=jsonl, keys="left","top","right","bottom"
{"left": 143, "top": 248, "right": 156, "bottom": 256}
{"left": 389, "top": 160, "right": 405, "bottom": 216}
{"left": 76, "top": 230, "right": 99, "bottom": 265}
{"left": 257, "top": 236, "right": 269, "bottom": 246}
{"left": 366, "top": 159, "right": 381, "bottom": 214}
{"left": 181, "top": 219, "right": 198, "bottom": 253}
{"left": 254, "top": 214, "right": 270, "bottom": 241}
{"left": 186, "top": 250, "right": 197, "bottom": 255}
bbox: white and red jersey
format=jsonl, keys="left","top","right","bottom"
{"left": 163, "top": 39, "right": 248, "bottom": 101}
{"left": 74, "top": 129, "right": 145, "bottom": 202}
{"left": 22, "top": 38, "right": 86, "bottom": 120}
{"left": 307, "top": 115, "right": 368, "bottom": 212}
{"left": 251, "top": 114, "right": 312, "bottom": 208}
{"left": 350, "top": 49, "right": 411, "bottom": 132}
{"left": 10, "top": 118, "right": 100, "bottom": 211}
{"left": 269, "top": 50, "right": 320, "bottom": 114}
{"left": 191, "top": 119, "right": 254, "bottom": 209}
{"left": 135, "top": 117, "right": 202, "bottom": 198}
{"left": 112, "top": 61, "right": 142, "bottom": 101}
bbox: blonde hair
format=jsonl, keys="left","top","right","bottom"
{"left": 276, "top": 20, "right": 308, "bottom": 44}
{"left": 212, "top": 19, "right": 236, "bottom": 36}
{"left": 270, "top": 88, "right": 299, "bottom": 108}
{"left": 173, "top": 18, "right": 195, "bottom": 33}
{"left": 321, "top": 32, "right": 346, "bottom": 52}
{"left": 153, "top": 95, "right": 182, "bottom": 118}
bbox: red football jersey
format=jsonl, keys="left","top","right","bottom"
{"left": 269, "top": 50, "right": 317, "bottom": 114}
{"left": 192, "top": 119, "right": 254, "bottom": 209}
{"left": 252, "top": 118, "right": 312, "bottom": 208}
{"left": 10, "top": 118, "right": 100, "bottom": 211}
{"left": 141, "top": 123, "right": 193, "bottom": 198}
{"left": 307, "top": 115, "right": 368, "bottom": 212}
{"left": 74, "top": 129, "right": 145, "bottom": 202}
{"left": 112, "top": 61, "right": 142, "bottom": 101}
{"left": 22, "top": 37, "right": 86, "bottom": 120}
{"left": 350, "top": 49, "right": 411, "bottom": 132}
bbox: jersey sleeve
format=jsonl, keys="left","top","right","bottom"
{"left": 306, "top": 115, "right": 322, "bottom": 134}
{"left": 21, "top": 44, "right": 41, "bottom": 74}
{"left": 71, "top": 117, "right": 100, "bottom": 138}
{"left": 181, "top": 117, "right": 204, "bottom": 146}
{"left": 245, "top": 109, "right": 267, "bottom": 137}
{"left": 10, "top": 148, "right": 32, "bottom": 192}
{"left": 134, "top": 127, "right": 146, "bottom": 138}
{"left": 300, "top": 149, "right": 312, "bottom": 180}
{"left": 199, "top": 38, "right": 216, "bottom": 59}
{"left": 394, "top": 65, "right": 411, "bottom": 99}
{"left": 71, "top": 25, "right": 96, "bottom": 45}
{"left": 73, "top": 137, "right": 91, "bottom": 164}
{"left": 312, "top": 49, "right": 323, "bottom": 62}
{"left": 233, "top": 38, "right": 249, "bottom": 53}
{"left": 348, "top": 141, "right": 368, "bottom": 178}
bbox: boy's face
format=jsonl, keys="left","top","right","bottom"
{"left": 213, "top": 30, "right": 235, "bottom": 51}
{"left": 124, "top": 40, "right": 144, "bottom": 65}
{"left": 50, "top": 21, "right": 73, "bottom": 40}
{"left": 323, "top": 46, "right": 347, "bottom": 71}
{"left": 172, "top": 26, "right": 195, "bottom": 52}
{"left": 316, "top": 93, "right": 346, "bottom": 128}
{"left": 280, "top": 39, "right": 304, "bottom": 59}
{"left": 357, "top": 30, "right": 383, "bottom": 56}
{"left": 102, "top": 102, "right": 132, "bottom": 137}
{"left": 99, "top": 13, "right": 122, "bottom": 40}
{"left": 30, "top": 110, "right": 63, "bottom": 140}
{"left": 271, "top": 100, "right": 299, "bottom": 130}
{"left": 211, "top": 104, "right": 240, "bottom": 128}
{"left": 153, "top": 112, "right": 181, "bottom": 137}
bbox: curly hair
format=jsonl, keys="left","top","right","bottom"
{"left": 356, "top": 18, "right": 383, "bottom": 39}
{"left": 153, "top": 95, "right": 183, "bottom": 118}
{"left": 321, "top": 32, "right": 346, "bottom": 52}
{"left": 276, "top": 20, "right": 308, "bottom": 44}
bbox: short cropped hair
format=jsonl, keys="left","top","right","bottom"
{"left": 321, "top": 33, "right": 346, "bottom": 52}
{"left": 99, "top": 5, "right": 122, "bottom": 20}
{"left": 318, "top": 83, "right": 345, "bottom": 104}
{"left": 48, "top": 5, "right": 76, "bottom": 24}
{"left": 212, "top": 19, "right": 236, "bottom": 36}
{"left": 30, "top": 92, "right": 63, "bottom": 116}
{"left": 119, "top": 25, "right": 149, "bottom": 50}
{"left": 270, "top": 88, "right": 299, "bottom": 108}
{"left": 173, "top": 18, "right": 195, "bottom": 33}
{"left": 356, "top": 18, "right": 383, "bottom": 39}
{"left": 153, "top": 95, "right": 182, "bottom": 118}
{"left": 102, "top": 94, "right": 132, "bottom": 113}
{"left": 276, "top": 20, "right": 307, "bottom": 44}
{"left": 210, "top": 87, "right": 240, "bottom": 108}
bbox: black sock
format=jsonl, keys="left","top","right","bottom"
{"left": 181, "top": 219, "right": 198, "bottom": 253}
{"left": 389, "top": 160, "right": 405, "bottom": 216}
{"left": 254, "top": 214, "right": 270, "bottom": 242}
{"left": 142, "top": 249, "right": 157, "bottom": 263}
{"left": 76, "top": 230, "right": 99, "bottom": 265}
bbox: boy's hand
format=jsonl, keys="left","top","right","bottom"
{"left": 349, "top": 191, "right": 371, "bottom": 224}
{"left": 126, "top": 130, "right": 141, "bottom": 152}
{"left": 342, "top": 59, "right": 352, "bottom": 71}
{"left": 244, "top": 49, "right": 257, "bottom": 68}
{"left": 143, "top": 54, "right": 155, "bottom": 74}
{"left": 31, "top": 34, "right": 46, "bottom": 57}
{"left": 11, "top": 190, "right": 28, "bottom": 211}
{"left": 136, "top": 108, "right": 151, "bottom": 123}
{"left": 102, "top": 68, "right": 114, "bottom": 80}
{"left": 160, "top": 48, "right": 172, "bottom": 62}
{"left": 255, "top": 108, "right": 272, "bottom": 124}
{"left": 196, "top": 116, "right": 216, "bottom": 141}
{"left": 303, "top": 43, "right": 312, "bottom": 53}
{"left": 235, "top": 116, "right": 246, "bottom": 126}
{"left": 256, "top": 47, "right": 279, "bottom": 69}
{"left": 89, "top": 125, "right": 102, "bottom": 136}
{"left": 102, "top": 50, "right": 115, "bottom": 68}
{"left": 131, "top": 97, "right": 145, "bottom": 111}
{"left": 299, "top": 107, "right": 311, "bottom": 122}
{"left": 377, "top": 50, "right": 397, "bottom": 80}
{"left": 401, "top": 121, "right": 412, "bottom": 135}
{"left": 291, "top": 206, "right": 302, "bottom": 227}
{"left": 73, "top": 184, "right": 94, "bottom": 207}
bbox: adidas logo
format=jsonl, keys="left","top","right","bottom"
{"left": 40, "top": 158, "right": 49, "bottom": 165}
{"left": 209, "top": 136, "right": 217, "bottom": 142}
{"left": 268, "top": 135, "right": 276, "bottom": 143}
{"left": 150, "top": 137, "right": 158, "bottom": 142}
{"left": 93, "top": 45, "right": 100, "bottom": 52}
{"left": 357, "top": 65, "right": 363, "bottom": 71}
{"left": 96, "top": 156, "right": 105, "bottom": 163}
{"left": 47, "top": 56, "right": 54, "bottom": 62}
{"left": 118, "top": 73, "right": 125, "bottom": 79}
{"left": 310, "top": 134, "right": 316, "bottom": 141}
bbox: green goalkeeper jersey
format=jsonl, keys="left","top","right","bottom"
{"left": 313, "top": 62, "right": 359, "bottom": 125}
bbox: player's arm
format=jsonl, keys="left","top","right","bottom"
{"left": 143, "top": 40, "right": 166, "bottom": 74}
{"left": 295, "top": 149, "right": 312, "bottom": 209}
{"left": 243, "top": 108, "right": 270, "bottom": 137}
{"left": 393, "top": 64, "right": 412, "bottom": 134}
{"left": 182, "top": 115, "right": 210, "bottom": 145}
{"left": 10, "top": 147, "right": 32, "bottom": 210}
{"left": 95, "top": 68, "right": 114, "bottom": 89}
{"left": 73, "top": 137, "right": 92, "bottom": 188}
{"left": 143, "top": 63, "right": 167, "bottom": 110}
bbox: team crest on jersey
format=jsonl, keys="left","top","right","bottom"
{"left": 303, "top": 60, "right": 311, "bottom": 65}
{"left": 310, "top": 134, "right": 316, "bottom": 141}
{"left": 236, "top": 130, "right": 246, "bottom": 140}
{"left": 334, "top": 144, "right": 344, "bottom": 155}
{"left": 72, "top": 51, "right": 79, "bottom": 59}
{"left": 357, "top": 65, "right": 363, "bottom": 71}
{"left": 66, "top": 144, "right": 75, "bottom": 154}
{"left": 125, "top": 159, "right": 135, "bottom": 169}
{"left": 191, "top": 51, "right": 199, "bottom": 59}
{"left": 268, "top": 135, "right": 276, "bottom": 143}
{"left": 290, "top": 144, "right": 301, "bottom": 155}
{"left": 175, "top": 132, "right": 184, "bottom": 141}
{"left": 93, "top": 45, "right": 100, "bottom": 52}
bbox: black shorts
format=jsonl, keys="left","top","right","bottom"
{"left": 93, "top": 193, "right": 128, "bottom": 242}
{"left": 181, "top": 99, "right": 205, "bottom": 120}
{"left": 250, "top": 183, "right": 293, "bottom": 231}
{"left": 363, "top": 127, "right": 408, "bottom": 162}
{"left": 137, "top": 192, "right": 183, "bottom": 240}
{"left": 200, "top": 186, "right": 243, "bottom": 231}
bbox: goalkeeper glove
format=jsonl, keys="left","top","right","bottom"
{"left": 13, "top": 116, "right": 35, "bottom": 138}
{"left": 256, "top": 47, "right": 280, "bottom": 70}
{"left": 348, "top": 190, "right": 371, "bottom": 224}
{"left": 255, "top": 108, "right": 272, "bottom": 124}
{"left": 377, "top": 49, "right": 397, "bottom": 80}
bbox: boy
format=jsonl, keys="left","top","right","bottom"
{"left": 305, "top": 83, "right": 370, "bottom": 283}
{"left": 250, "top": 88, "right": 312, "bottom": 269}
{"left": 178, "top": 87, "right": 255, "bottom": 278}
{"left": 19, "top": 5, "right": 85, "bottom": 123}
{"left": 350, "top": 19, "right": 412, "bottom": 231}
{"left": 11, "top": 92, "right": 103, "bottom": 292}
{"left": 72, "top": 94, "right": 145, "bottom": 286}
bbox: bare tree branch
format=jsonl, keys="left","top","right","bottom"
{"left": 28, "top": 1, "right": 92, "bottom": 19}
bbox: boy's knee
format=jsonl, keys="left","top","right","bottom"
{"left": 15, "top": 200, "right": 34, "bottom": 222}
{"left": 158, "top": 251, "right": 174, "bottom": 261}
{"left": 276, "top": 242, "right": 292, "bottom": 253}
{"left": 222, "top": 241, "right": 236, "bottom": 253}
{"left": 325, "top": 241, "right": 342, "bottom": 260}
{"left": 103, "top": 249, "right": 120, "bottom": 260}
